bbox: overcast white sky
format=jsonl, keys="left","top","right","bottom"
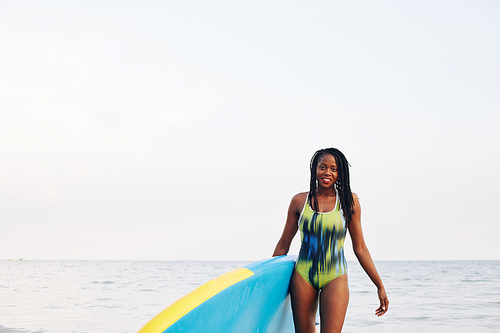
{"left": 1, "top": 1, "right": 499, "bottom": 261}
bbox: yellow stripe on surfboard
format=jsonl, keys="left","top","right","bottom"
{"left": 138, "top": 267, "right": 254, "bottom": 333}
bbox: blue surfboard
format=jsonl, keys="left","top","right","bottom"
{"left": 137, "top": 255, "right": 297, "bottom": 333}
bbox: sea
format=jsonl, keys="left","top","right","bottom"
{"left": 0, "top": 260, "right": 498, "bottom": 333}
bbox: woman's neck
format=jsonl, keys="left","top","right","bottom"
{"left": 316, "top": 188, "right": 336, "bottom": 197}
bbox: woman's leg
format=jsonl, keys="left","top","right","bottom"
{"left": 319, "top": 274, "right": 349, "bottom": 333}
{"left": 290, "top": 269, "right": 319, "bottom": 333}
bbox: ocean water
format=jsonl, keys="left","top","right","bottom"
{"left": 0, "top": 260, "right": 498, "bottom": 333}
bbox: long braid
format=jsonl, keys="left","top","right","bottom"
{"left": 308, "top": 148, "right": 354, "bottom": 226}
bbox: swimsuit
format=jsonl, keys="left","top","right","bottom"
{"left": 295, "top": 193, "right": 347, "bottom": 289}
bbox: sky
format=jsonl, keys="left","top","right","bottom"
{"left": 1, "top": 1, "right": 499, "bottom": 261}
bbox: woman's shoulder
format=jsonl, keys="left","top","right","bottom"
{"left": 288, "top": 192, "right": 308, "bottom": 215}
{"left": 292, "top": 191, "right": 308, "bottom": 200}
{"left": 350, "top": 192, "right": 361, "bottom": 213}
{"left": 290, "top": 192, "right": 308, "bottom": 207}
{"left": 351, "top": 192, "right": 360, "bottom": 202}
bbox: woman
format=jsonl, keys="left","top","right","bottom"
{"left": 273, "top": 148, "right": 389, "bottom": 333}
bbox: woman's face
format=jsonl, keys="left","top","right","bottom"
{"left": 316, "top": 154, "right": 338, "bottom": 189}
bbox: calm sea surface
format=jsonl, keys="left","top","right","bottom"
{"left": 0, "top": 260, "right": 498, "bottom": 333}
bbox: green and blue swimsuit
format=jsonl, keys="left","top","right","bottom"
{"left": 295, "top": 192, "right": 348, "bottom": 289}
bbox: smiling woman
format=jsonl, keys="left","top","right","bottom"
{"left": 273, "top": 148, "right": 389, "bottom": 333}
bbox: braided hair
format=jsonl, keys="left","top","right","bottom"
{"left": 308, "top": 148, "right": 354, "bottom": 226}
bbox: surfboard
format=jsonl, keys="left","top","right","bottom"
{"left": 137, "top": 255, "right": 297, "bottom": 333}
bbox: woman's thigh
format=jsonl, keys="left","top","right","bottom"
{"left": 319, "top": 274, "right": 349, "bottom": 333}
{"left": 290, "top": 269, "right": 319, "bottom": 333}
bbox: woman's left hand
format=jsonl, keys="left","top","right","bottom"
{"left": 375, "top": 287, "right": 389, "bottom": 316}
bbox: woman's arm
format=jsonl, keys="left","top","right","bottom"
{"left": 272, "top": 193, "right": 306, "bottom": 256}
{"left": 348, "top": 193, "right": 389, "bottom": 316}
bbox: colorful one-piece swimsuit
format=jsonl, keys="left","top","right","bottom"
{"left": 295, "top": 193, "right": 348, "bottom": 290}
